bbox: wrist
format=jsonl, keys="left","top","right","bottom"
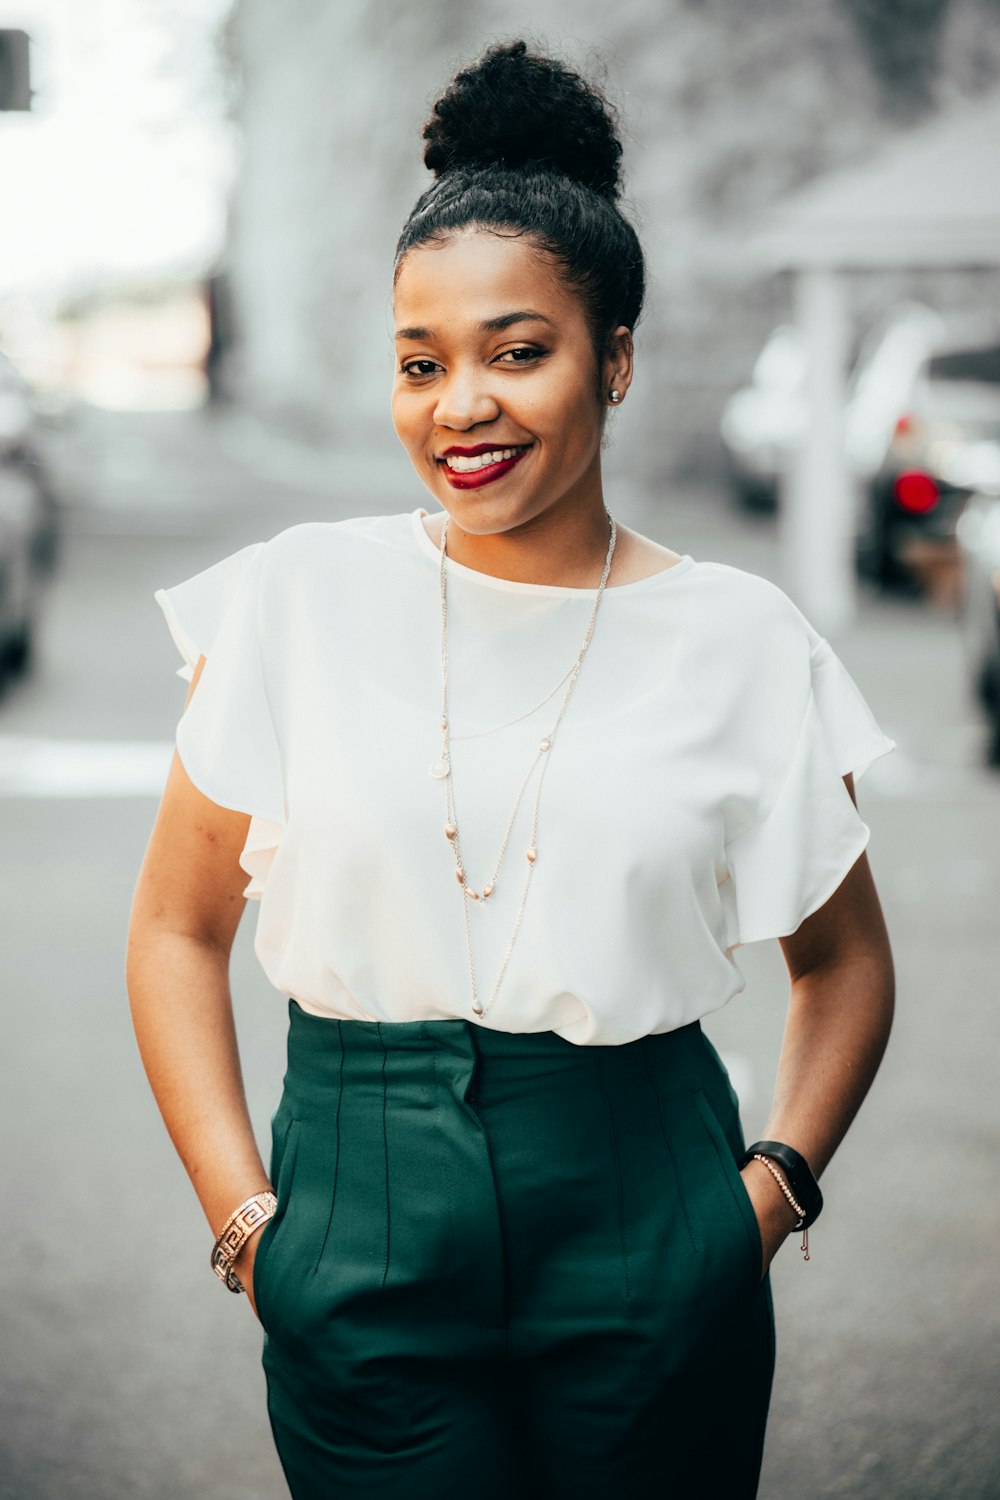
{"left": 740, "top": 1143, "right": 819, "bottom": 1263}
{"left": 233, "top": 1216, "right": 269, "bottom": 1267}
{"left": 210, "top": 1189, "right": 276, "bottom": 1293}
{"left": 738, "top": 1139, "right": 823, "bottom": 1229}
{"left": 743, "top": 1157, "right": 801, "bottom": 1231}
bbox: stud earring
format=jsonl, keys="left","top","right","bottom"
{"left": 609, "top": 389, "right": 623, "bottom": 404}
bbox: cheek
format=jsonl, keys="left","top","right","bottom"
{"left": 538, "top": 359, "right": 603, "bottom": 441}
{"left": 550, "top": 386, "right": 603, "bottom": 457}
{"left": 391, "top": 390, "right": 422, "bottom": 447}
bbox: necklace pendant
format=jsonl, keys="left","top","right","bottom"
{"left": 471, "top": 999, "right": 485, "bottom": 1017}
{"left": 444, "top": 822, "right": 458, "bottom": 840}
{"left": 526, "top": 846, "right": 538, "bottom": 863}
{"left": 482, "top": 883, "right": 494, "bottom": 899}
{"left": 429, "top": 756, "right": 451, "bottom": 780}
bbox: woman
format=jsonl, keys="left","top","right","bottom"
{"left": 126, "top": 39, "right": 896, "bottom": 1500}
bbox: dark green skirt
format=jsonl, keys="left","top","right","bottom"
{"left": 254, "top": 1001, "right": 776, "bottom": 1498}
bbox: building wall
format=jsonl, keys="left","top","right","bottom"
{"left": 224, "top": 0, "right": 1000, "bottom": 478}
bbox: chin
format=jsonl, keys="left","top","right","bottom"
{"left": 436, "top": 496, "right": 533, "bottom": 535}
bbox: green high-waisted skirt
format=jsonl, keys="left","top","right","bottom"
{"left": 253, "top": 1000, "right": 776, "bottom": 1498}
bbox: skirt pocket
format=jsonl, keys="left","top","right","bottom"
{"left": 252, "top": 1110, "right": 300, "bottom": 1333}
{"left": 692, "top": 1087, "right": 763, "bottom": 1293}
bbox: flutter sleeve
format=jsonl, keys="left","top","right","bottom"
{"left": 154, "top": 542, "right": 285, "bottom": 899}
{"left": 721, "top": 635, "right": 897, "bottom": 949}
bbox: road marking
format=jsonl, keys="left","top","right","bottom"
{"left": 0, "top": 736, "right": 173, "bottom": 797}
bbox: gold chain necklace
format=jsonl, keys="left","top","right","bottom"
{"left": 428, "top": 511, "right": 618, "bottom": 1019}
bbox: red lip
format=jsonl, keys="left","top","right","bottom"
{"left": 440, "top": 445, "right": 532, "bottom": 491}
{"left": 440, "top": 442, "right": 529, "bottom": 457}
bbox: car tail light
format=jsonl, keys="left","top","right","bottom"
{"left": 893, "top": 470, "right": 939, "bottom": 513}
{"left": 893, "top": 413, "right": 917, "bottom": 437}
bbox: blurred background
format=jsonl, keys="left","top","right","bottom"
{"left": 1, "top": 2, "right": 998, "bottom": 1497}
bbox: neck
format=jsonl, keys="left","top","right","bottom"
{"left": 437, "top": 498, "right": 616, "bottom": 589}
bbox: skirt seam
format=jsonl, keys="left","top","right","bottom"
{"left": 592, "top": 1051, "right": 634, "bottom": 1306}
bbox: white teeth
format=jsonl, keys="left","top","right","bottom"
{"left": 444, "top": 447, "right": 526, "bottom": 473}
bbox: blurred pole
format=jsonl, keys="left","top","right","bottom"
{"left": 780, "top": 267, "right": 856, "bottom": 637}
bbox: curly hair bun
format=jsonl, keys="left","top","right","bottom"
{"left": 422, "top": 39, "right": 624, "bottom": 201}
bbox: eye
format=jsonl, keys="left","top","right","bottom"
{"left": 400, "top": 359, "right": 441, "bottom": 379}
{"left": 495, "top": 346, "right": 546, "bottom": 365}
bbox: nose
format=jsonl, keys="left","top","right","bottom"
{"left": 432, "top": 366, "right": 501, "bottom": 431}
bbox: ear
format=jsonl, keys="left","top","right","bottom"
{"left": 602, "top": 326, "right": 634, "bottom": 406}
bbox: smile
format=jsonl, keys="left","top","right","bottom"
{"left": 443, "top": 446, "right": 531, "bottom": 473}
{"left": 438, "top": 444, "right": 532, "bottom": 490}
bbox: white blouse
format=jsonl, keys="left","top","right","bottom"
{"left": 155, "top": 506, "right": 897, "bottom": 1046}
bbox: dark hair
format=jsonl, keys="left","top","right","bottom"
{"left": 393, "top": 39, "right": 646, "bottom": 372}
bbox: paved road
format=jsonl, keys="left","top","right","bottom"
{"left": 1, "top": 408, "right": 998, "bottom": 1499}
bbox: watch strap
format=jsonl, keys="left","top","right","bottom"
{"left": 738, "top": 1139, "right": 823, "bottom": 1228}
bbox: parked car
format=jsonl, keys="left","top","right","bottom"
{"left": 722, "top": 304, "right": 1000, "bottom": 595}
{"left": 719, "top": 305, "right": 938, "bottom": 514}
{"left": 955, "top": 485, "right": 1000, "bottom": 763}
{"left": 0, "top": 350, "right": 59, "bottom": 569}
{"left": 854, "top": 321, "right": 1000, "bottom": 589}
{"left": 720, "top": 325, "right": 807, "bottom": 510}
{"left": 0, "top": 466, "right": 41, "bottom": 677}
{"left": 0, "top": 349, "right": 60, "bottom": 684}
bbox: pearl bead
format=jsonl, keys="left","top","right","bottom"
{"left": 445, "top": 823, "right": 457, "bottom": 840}
{"left": 482, "top": 884, "right": 494, "bottom": 898}
{"left": 472, "top": 1000, "right": 484, "bottom": 1016}
{"left": 526, "top": 846, "right": 537, "bottom": 863}
{"left": 539, "top": 738, "right": 551, "bottom": 752}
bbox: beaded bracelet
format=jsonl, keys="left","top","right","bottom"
{"left": 752, "top": 1154, "right": 812, "bottom": 1261}
{"left": 210, "top": 1190, "right": 277, "bottom": 1293}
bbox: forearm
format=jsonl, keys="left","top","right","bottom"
{"left": 761, "top": 948, "right": 895, "bottom": 1179}
{"left": 126, "top": 928, "right": 270, "bottom": 1237}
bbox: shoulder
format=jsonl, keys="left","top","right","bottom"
{"left": 252, "top": 511, "right": 419, "bottom": 607}
{"left": 258, "top": 510, "right": 416, "bottom": 575}
{"left": 686, "top": 558, "right": 822, "bottom": 659}
{"left": 679, "top": 560, "right": 823, "bottom": 751}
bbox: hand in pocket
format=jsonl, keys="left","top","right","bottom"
{"left": 739, "top": 1157, "right": 802, "bottom": 1280}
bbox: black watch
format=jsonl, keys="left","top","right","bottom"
{"left": 738, "top": 1139, "right": 824, "bottom": 1229}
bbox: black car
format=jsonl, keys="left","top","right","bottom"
{"left": 956, "top": 484, "right": 1000, "bottom": 763}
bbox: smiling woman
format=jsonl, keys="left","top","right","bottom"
{"left": 393, "top": 233, "right": 628, "bottom": 526}
{"left": 127, "top": 36, "right": 897, "bottom": 1500}
{"left": 390, "top": 40, "right": 642, "bottom": 583}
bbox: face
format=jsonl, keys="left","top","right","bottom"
{"left": 391, "top": 229, "right": 631, "bottom": 538}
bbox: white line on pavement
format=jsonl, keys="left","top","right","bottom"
{"left": 0, "top": 736, "right": 173, "bottom": 797}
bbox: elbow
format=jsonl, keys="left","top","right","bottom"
{"left": 125, "top": 907, "right": 234, "bottom": 1011}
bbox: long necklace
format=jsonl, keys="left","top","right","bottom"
{"left": 429, "top": 511, "right": 618, "bottom": 1019}
{"left": 448, "top": 662, "right": 576, "bottom": 741}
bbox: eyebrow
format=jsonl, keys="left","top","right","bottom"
{"left": 394, "top": 311, "right": 555, "bottom": 341}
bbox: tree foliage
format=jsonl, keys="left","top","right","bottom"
{"left": 838, "top": 0, "right": 954, "bottom": 111}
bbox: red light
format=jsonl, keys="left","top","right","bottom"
{"left": 894, "top": 413, "right": 916, "bottom": 437}
{"left": 893, "top": 470, "right": 939, "bottom": 513}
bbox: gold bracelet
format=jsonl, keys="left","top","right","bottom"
{"left": 210, "top": 1190, "right": 277, "bottom": 1293}
{"left": 752, "top": 1153, "right": 811, "bottom": 1261}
